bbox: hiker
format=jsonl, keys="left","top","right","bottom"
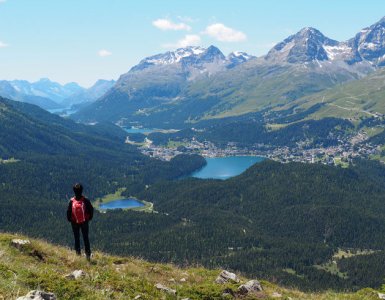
{"left": 67, "top": 183, "right": 94, "bottom": 260}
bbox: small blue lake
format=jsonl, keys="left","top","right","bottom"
{"left": 123, "top": 127, "right": 155, "bottom": 134}
{"left": 191, "top": 156, "right": 265, "bottom": 180}
{"left": 99, "top": 198, "right": 144, "bottom": 210}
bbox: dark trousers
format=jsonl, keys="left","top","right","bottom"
{"left": 71, "top": 221, "right": 91, "bottom": 256}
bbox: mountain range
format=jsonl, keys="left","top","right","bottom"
{"left": 0, "top": 78, "right": 115, "bottom": 111}
{"left": 72, "top": 16, "right": 385, "bottom": 127}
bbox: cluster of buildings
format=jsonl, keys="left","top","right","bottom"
{"left": 137, "top": 131, "right": 381, "bottom": 166}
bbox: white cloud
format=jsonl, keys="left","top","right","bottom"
{"left": 98, "top": 49, "right": 112, "bottom": 57}
{"left": 203, "top": 23, "right": 247, "bottom": 42}
{"left": 153, "top": 18, "right": 191, "bottom": 31}
{"left": 163, "top": 34, "right": 201, "bottom": 49}
{"left": 0, "top": 41, "right": 9, "bottom": 48}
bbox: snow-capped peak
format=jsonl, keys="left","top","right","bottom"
{"left": 141, "top": 46, "right": 208, "bottom": 66}
{"left": 226, "top": 51, "right": 255, "bottom": 68}
{"left": 229, "top": 51, "right": 253, "bottom": 60}
{"left": 131, "top": 46, "right": 227, "bottom": 71}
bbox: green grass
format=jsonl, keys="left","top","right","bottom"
{"left": 333, "top": 157, "right": 350, "bottom": 168}
{"left": 315, "top": 248, "right": 377, "bottom": 280}
{"left": 0, "top": 233, "right": 381, "bottom": 300}
{"left": 166, "top": 140, "right": 187, "bottom": 148}
{"left": 315, "top": 262, "right": 348, "bottom": 279}
{"left": 333, "top": 248, "right": 377, "bottom": 260}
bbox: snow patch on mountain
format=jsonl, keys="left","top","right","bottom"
{"left": 324, "top": 44, "right": 352, "bottom": 60}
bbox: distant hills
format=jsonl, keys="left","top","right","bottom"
{"left": 73, "top": 16, "right": 385, "bottom": 127}
{"left": 0, "top": 78, "right": 115, "bottom": 111}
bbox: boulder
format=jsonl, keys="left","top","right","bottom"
{"left": 154, "top": 283, "right": 176, "bottom": 295}
{"left": 272, "top": 291, "right": 283, "bottom": 298}
{"left": 11, "top": 239, "right": 31, "bottom": 250}
{"left": 379, "top": 293, "right": 385, "bottom": 299}
{"left": 237, "top": 280, "right": 263, "bottom": 295}
{"left": 215, "top": 270, "right": 240, "bottom": 284}
{"left": 65, "top": 269, "right": 86, "bottom": 280}
{"left": 16, "top": 290, "right": 56, "bottom": 300}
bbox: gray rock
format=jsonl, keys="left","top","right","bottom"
{"left": 237, "top": 280, "right": 263, "bottom": 295}
{"left": 215, "top": 270, "right": 240, "bottom": 284}
{"left": 379, "top": 292, "right": 385, "bottom": 299}
{"left": 65, "top": 269, "right": 86, "bottom": 280}
{"left": 11, "top": 239, "right": 30, "bottom": 250}
{"left": 154, "top": 283, "right": 176, "bottom": 295}
{"left": 272, "top": 292, "right": 283, "bottom": 298}
{"left": 16, "top": 290, "right": 56, "bottom": 300}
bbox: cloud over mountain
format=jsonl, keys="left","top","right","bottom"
{"left": 163, "top": 34, "right": 201, "bottom": 48}
{"left": 203, "top": 23, "right": 247, "bottom": 42}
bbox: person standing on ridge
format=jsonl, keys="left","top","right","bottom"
{"left": 67, "top": 183, "right": 94, "bottom": 261}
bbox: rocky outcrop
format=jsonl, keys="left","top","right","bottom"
{"left": 11, "top": 239, "right": 31, "bottom": 250}
{"left": 215, "top": 270, "right": 240, "bottom": 284}
{"left": 16, "top": 290, "right": 56, "bottom": 300}
{"left": 65, "top": 269, "right": 86, "bottom": 280}
{"left": 154, "top": 283, "right": 176, "bottom": 295}
{"left": 237, "top": 280, "right": 263, "bottom": 295}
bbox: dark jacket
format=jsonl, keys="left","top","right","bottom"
{"left": 67, "top": 196, "right": 94, "bottom": 223}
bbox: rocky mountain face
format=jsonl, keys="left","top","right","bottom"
{"left": 265, "top": 27, "right": 340, "bottom": 63}
{"left": 348, "top": 17, "right": 385, "bottom": 65}
{"left": 266, "top": 17, "right": 385, "bottom": 67}
{"left": 74, "top": 17, "right": 385, "bottom": 126}
{"left": 227, "top": 51, "right": 255, "bottom": 68}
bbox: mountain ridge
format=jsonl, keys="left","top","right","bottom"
{"left": 74, "top": 17, "right": 385, "bottom": 126}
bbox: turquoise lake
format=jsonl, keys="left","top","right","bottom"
{"left": 123, "top": 127, "right": 155, "bottom": 134}
{"left": 191, "top": 156, "right": 265, "bottom": 180}
{"left": 99, "top": 198, "right": 144, "bottom": 210}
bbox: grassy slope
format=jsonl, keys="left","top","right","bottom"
{"left": 0, "top": 233, "right": 381, "bottom": 300}
{"left": 185, "top": 61, "right": 354, "bottom": 120}
{"left": 278, "top": 67, "right": 385, "bottom": 122}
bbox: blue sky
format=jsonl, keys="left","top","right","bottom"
{"left": 1, "top": 0, "right": 385, "bottom": 87}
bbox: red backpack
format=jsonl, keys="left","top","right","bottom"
{"left": 71, "top": 197, "right": 86, "bottom": 224}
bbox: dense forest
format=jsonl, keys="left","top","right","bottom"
{"left": 147, "top": 117, "right": 353, "bottom": 148}
{"left": 2, "top": 97, "right": 385, "bottom": 291}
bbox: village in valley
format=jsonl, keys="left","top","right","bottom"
{"left": 126, "top": 129, "right": 381, "bottom": 167}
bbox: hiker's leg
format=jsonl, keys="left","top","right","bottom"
{"left": 71, "top": 223, "right": 81, "bottom": 255}
{"left": 81, "top": 221, "right": 91, "bottom": 257}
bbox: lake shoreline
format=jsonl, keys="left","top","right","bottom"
{"left": 95, "top": 188, "right": 154, "bottom": 212}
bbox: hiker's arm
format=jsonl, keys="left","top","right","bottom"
{"left": 66, "top": 201, "right": 72, "bottom": 222}
{"left": 86, "top": 199, "right": 94, "bottom": 220}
